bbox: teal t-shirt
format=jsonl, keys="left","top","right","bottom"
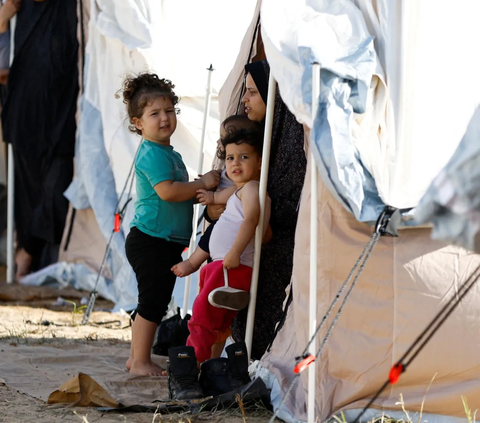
{"left": 130, "top": 141, "right": 193, "bottom": 245}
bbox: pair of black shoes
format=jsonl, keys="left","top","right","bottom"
{"left": 167, "top": 341, "right": 251, "bottom": 400}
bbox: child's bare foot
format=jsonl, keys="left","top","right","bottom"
{"left": 129, "top": 360, "right": 164, "bottom": 376}
{"left": 126, "top": 357, "right": 133, "bottom": 371}
{"left": 171, "top": 260, "right": 196, "bottom": 277}
{"left": 15, "top": 248, "right": 32, "bottom": 280}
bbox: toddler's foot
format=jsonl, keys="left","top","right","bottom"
{"left": 171, "top": 259, "right": 196, "bottom": 277}
{"left": 129, "top": 360, "right": 164, "bottom": 376}
{"left": 126, "top": 357, "right": 133, "bottom": 371}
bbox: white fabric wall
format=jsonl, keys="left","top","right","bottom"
{"left": 261, "top": 0, "right": 480, "bottom": 214}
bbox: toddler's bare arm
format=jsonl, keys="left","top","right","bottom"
{"left": 197, "top": 185, "right": 236, "bottom": 206}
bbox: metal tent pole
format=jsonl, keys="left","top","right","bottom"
{"left": 182, "top": 64, "right": 214, "bottom": 317}
{"left": 244, "top": 72, "right": 276, "bottom": 359}
{"left": 308, "top": 63, "right": 320, "bottom": 423}
{"left": 6, "top": 16, "right": 16, "bottom": 284}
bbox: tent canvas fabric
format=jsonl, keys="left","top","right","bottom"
{"left": 260, "top": 154, "right": 480, "bottom": 422}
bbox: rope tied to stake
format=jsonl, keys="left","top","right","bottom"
{"left": 268, "top": 206, "right": 398, "bottom": 423}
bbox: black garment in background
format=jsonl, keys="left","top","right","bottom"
{"left": 232, "top": 60, "right": 307, "bottom": 360}
{"left": 1, "top": 0, "right": 79, "bottom": 271}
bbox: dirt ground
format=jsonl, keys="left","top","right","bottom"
{"left": 0, "top": 279, "right": 276, "bottom": 423}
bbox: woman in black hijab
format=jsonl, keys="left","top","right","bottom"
{"left": 232, "top": 60, "right": 307, "bottom": 359}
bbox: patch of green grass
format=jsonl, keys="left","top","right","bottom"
{"left": 64, "top": 300, "right": 87, "bottom": 326}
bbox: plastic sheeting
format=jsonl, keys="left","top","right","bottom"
{"left": 415, "top": 106, "right": 480, "bottom": 253}
{"left": 23, "top": 0, "right": 258, "bottom": 311}
{"left": 260, "top": 0, "right": 480, "bottom": 222}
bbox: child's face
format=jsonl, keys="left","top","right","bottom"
{"left": 225, "top": 142, "right": 261, "bottom": 186}
{"left": 133, "top": 96, "right": 177, "bottom": 145}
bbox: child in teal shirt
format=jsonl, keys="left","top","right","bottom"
{"left": 121, "top": 73, "right": 219, "bottom": 377}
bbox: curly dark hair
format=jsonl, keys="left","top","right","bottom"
{"left": 222, "top": 114, "right": 260, "bottom": 135}
{"left": 217, "top": 128, "right": 263, "bottom": 160}
{"left": 120, "top": 72, "right": 180, "bottom": 135}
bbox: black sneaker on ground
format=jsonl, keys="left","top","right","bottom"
{"left": 225, "top": 341, "right": 251, "bottom": 390}
{"left": 199, "top": 357, "right": 232, "bottom": 397}
{"left": 167, "top": 346, "right": 204, "bottom": 401}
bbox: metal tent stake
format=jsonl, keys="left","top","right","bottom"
{"left": 182, "top": 64, "right": 214, "bottom": 317}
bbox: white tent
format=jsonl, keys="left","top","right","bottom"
{"left": 218, "top": 0, "right": 480, "bottom": 422}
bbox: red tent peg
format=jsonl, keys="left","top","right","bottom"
{"left": 114, "top": 213, "right": 121, "bottom": 232}
{"left": 388, "top": 363, "right": 404, "bottom": 384}
{"left": 294, "top": 354, "right": 316, "bottom": 374}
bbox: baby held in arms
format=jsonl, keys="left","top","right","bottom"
{"left": 171, "top": 114, "right": 261, "bottom": 277}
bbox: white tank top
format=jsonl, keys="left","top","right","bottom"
{"left": 209, "top": 182, "right": 271, "bottom": 267}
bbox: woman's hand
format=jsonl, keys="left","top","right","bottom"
{"left": 206, "top": 204, "right": 225, "bottom": 221}
{"left": 196, "top": 189, "right": 214, "bottom": 205}
{"left": 200, "top": 170, "right": 220, "bottom": 190}
{"left": 223, "top": 250, "right": 240, "bottom": 269}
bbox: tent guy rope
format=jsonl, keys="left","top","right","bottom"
{"left": 268, "top": 206, "right": 397, "bottom": 423}
{"left": 81, "top": 139, "right": 142, "bottom": 325}
{"left": 352, "top": 258, "right": 480, "bottom": 423}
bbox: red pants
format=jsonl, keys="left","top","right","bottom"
{"left": 187, "top": 260, "right": 252, "bottom": 363}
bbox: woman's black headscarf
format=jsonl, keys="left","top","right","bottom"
{"left": 232, "top": 60, "right": 307, "bottom": 359}
{"left": 245, "top": 60, "right": 269, "bottom": 105}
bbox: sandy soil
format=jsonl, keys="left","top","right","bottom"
{"left": 0, "top": 280, "right": 276, "bottom": 423}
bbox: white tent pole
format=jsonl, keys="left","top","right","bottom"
{"left": 182, "top": 64, "right": 214, "bottom": 317}
{"left": 308, "top": 63, "right": 320, "bottom": 423}
{"left": 6, "top": 16, "right": 16, "bottom": 284}
{"left": 6, "top": 146, "right": 14, "bottom": 283}
{"left": 245, "top": 72, "right": 276, "bottom": 359}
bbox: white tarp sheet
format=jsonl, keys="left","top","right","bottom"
{"left": 260, "top": 0, "right": 480, "bottom": 222}
{"left": 415, "top": 106, "right": 480, "bottom": 252}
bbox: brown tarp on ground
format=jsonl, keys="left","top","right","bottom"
{"left": 261, "top": 155, "right": 480, "bottom": 422}
{"left": 0, "top": 342, "right": 169, "bottom": 407}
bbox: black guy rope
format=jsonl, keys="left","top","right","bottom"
{"left": 81, "top": 139, "right": 142, "bottom": 325}
{"left": 268, "top": 206, "right": 397, "bottom": 423}
{"left": 352, "top": 259, "right": 480, "bottom": 423}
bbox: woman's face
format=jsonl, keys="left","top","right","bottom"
{"left": 242, "top": 73, "right": 266, "bottom": 122}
